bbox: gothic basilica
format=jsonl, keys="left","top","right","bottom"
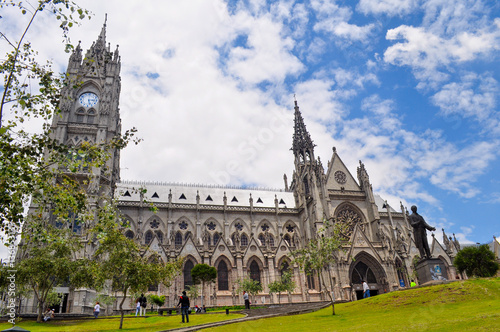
{"left": 21, "top": 23, "right": 462, "bottom": 314}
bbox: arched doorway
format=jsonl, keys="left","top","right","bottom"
{"left": 349, "top": 252, "right": 387, "bottom": 300}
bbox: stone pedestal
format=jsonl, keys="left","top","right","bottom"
{"left": 416, "top": 258, "right": 448, "bottom": 284}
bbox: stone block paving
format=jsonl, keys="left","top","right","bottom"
{"left": 162, "top": 301, "right": 330, "bottom": 332}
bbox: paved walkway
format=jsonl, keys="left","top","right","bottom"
{"left": 161, "top": 301, "right": 331, "bottom": 332}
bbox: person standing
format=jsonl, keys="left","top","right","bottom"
{"left": 362, "top": 281, "right": 370, "bottom": 299}
{"left": 135, "top": 299, "right": 141, "bottom": 316}
{"left": 139, "top": 293, "right": 147, "bottom": 316}
{"left": 93, "top": 302, "right": 100, "bottom": 318}
{"left": 177, "top": 291, "right": 190, "bottom": 323}
{"left": 243, "top": 290, "right": 250, "bottom": 309}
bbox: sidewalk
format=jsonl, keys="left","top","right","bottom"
{"left": 161, "top": 301, "right": 330, "bottom": 332}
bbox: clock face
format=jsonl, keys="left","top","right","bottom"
{"left": 79, "top": 92, "right": 99, "bottom": 108}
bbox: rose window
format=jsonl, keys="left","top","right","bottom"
{"left": 179, "top": 221, "right": 188, "bottom": 230}
{"left": 150, "top": 219, "right": 159, "bottom": 229}
{"left": 207, "top": 221, "right": 216, "bottom": 231}
{"left": 235, "top": 223, "right": 243, "bottom": 231}
{"left": 336, "top": 207, "right": 362, "bottom": 238}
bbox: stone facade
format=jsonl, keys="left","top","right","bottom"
{"left": 19, "top": 22, "right": 462, "bottom": 314}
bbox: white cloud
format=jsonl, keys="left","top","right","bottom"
{"left": 432, "top": 73, "right": 498, "bottom": 124}
{"left": 357, "top": 0, "right": 417, "bottom": 17}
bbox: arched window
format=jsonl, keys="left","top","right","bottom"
{"left": 213, "top": 232, "right": 220, "bottom": 245}
{"left": 307, "top": 271, "right": 316, "bottom": 290}
{"left": 156, "top": 231, "right": 163, "bottom": 244}
{"left": 206, "top": 234, "right": 211, "bottom": 246}
{"left": 284, "top": 234, "right": 291, "bottom": 246}
{"left": 351, "top": 261, "right": 377, "bottom": 284}
{"left": 87, "top": 109, "right": 96, "bottom": 124}
{"left": 76, "top": 109, "right": 85, "bottom": 123}
{"left": 175, "top": 232, "right": 183, "bottom": 248}
{"left": 217, "top": 260, "right": 229, "bottom": 291}
{"left": 258, "top": 234, "right": 265, "bottom": 246}
{"left": 183, "top": 260, "right": 194, "bottom": 289}
{"left": 249, "top": 260, "right": 260, "bottom": 284}
{"left": 145, "top": 231, "right": 153, "bottom": 245}
{"left": 125, "top": 230, "right": 134, "bottom": 239}
{"left": 280, "top": 261, "right": 290, "bottom": 278}
{"left": 269, "top": 235, "right": 274, "bottom": 247}
{"left": 241, "top": 234, "right": 248, "bottom": 246}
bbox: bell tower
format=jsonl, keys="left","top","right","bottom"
{"left": 51, "top": 16, "right": 122, "bottom": 199}
{"left": 289, "top": 100, "right": 329, "bottom": 240}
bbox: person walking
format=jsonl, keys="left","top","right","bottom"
{"left": 362, "top": 280, "right": 371, "bottom": 298}
{"left": 243, "top": 290, "right": 250, "bottom": 309}
{"left": 177, "top": 291, "right": 190, "bottom": 323}
{"left": 139, "top": 293, "right": 147, "bottom": 316}
{"left": 93, "top": 302, "right": 100, "bottom": 318}
{"left": 135, "top": 299, "right": 141, "bottom": 316}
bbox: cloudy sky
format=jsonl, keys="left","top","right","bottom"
{"left": 2, "top": 0, "right": 499, "bottom": 253}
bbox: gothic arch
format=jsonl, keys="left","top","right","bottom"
{"left": 256, "top": 219, "right": 275, "bottom": 233}
{"left": 120, "top": 214, "right": 136, "bottom": 231}
{"left": 334, "top": 202, "right": 366, "bottom": 238}
{"left": 246, "top": 257, "right": 264, "bottom": 284}
{"left": 175, "top": 217, "right": 193, "bottom": 232}
{"left": 77, "top": 81, "right": 102, "bottom": 96}
{"left": 214, "top": 255, "right": 233, "bottom": 291}
{"left": 183, "top": 257, "right": 198, "bottom": 290}
{"left": 349, "top": 252, "right": 387, "bottom": 290}
{"left": 146, "top": 215, "right": 165, "bottom": 230}
{"left": 203, "top": 217, "right": 221, "bottom": 232}
{"left": 124, "top": 230, "right": 134, "bottom": 239}
{"left": 144, "top": 230, "right": 153, "bottom": 245}
{"left": 282, "top": 220, "right": 298, "bottom": 234}
{"left": 230, "top": 218, "right": 249, "bottom": 233}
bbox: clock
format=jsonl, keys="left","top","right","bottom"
{"left": 79, "top": 92, "right": 99, "bottom": 108}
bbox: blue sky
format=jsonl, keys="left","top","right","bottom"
{"left": 2, "top": 0, "right": 499, "bottom": 252}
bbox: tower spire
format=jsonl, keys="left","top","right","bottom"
{"left": 292, "top": 99, "right": 315, "bottom": 163}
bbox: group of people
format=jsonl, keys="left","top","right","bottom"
{"left": 135, "top": 294, "right": 148, "bottom": 316}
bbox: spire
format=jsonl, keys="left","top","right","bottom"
{"left": 292, "top": 99, "right": 315, "bottom": 163}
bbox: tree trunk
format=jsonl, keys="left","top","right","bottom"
{"left": 37, "top": 299, "right": 43, "bottom": 323}
{"left": 319, "top": 268, "right": 335, "bottom": 316}
{"left": 200, "top": 282, "right": 204, "bottom": 308}
{"left": 119, "top": 289, "right": 127, "bottom": 329}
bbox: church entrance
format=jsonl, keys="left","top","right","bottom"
{"left": 349, "top": 252, "right": 387, "bottom": 300}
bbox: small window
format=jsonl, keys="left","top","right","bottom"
{"left": 206, "top": 195, "right": 213, "bottom": 201}
{"left": 76, "top": 109, "right": 85, "bottom": 123}
{"left": 284, "top": 234, "right": 291, "bottom": 246}
{"left": 179, "top": 193, "right": 187, "bottom": 200}
{"left": 175, "top": 232, "right": 183, "bottom": 248}
{"left": 269, "top": 235, "right": 275, "bottom": 246}
{"left": 156, "top": 231, "right": 163, "bottom": 244}
{"left": 231, "top": 196, "right": 238, "bottom": 202}
{"left": 213, "top": 232, "right": 220, "bottom": 245}
{"left": 123, "top": 191, "right": 131, "bottom": 197}
{"left": 279, "top": 199, "right": 286, "bottom": 205}
{"left": 256, "top": 197, "right": 263, "bottom": 203}
{"left": 241, "top": 234, "right": 248, "bottom": 246}
{"left": 145, "top": 231, "right": 153, "bottom": 245}
{"left": 152, "top": 192, "right": 159, "bottom": 198}
{"left": 258, "top": 234, "right": 265, "bottom": 245}
{"left": 125, "top": 230, "right": 134, "bottom": 239}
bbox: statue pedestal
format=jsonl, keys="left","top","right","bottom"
{"left": 416, "top": 258, "right": 448, "bottom": 284}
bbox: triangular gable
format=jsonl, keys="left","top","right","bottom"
{"left": 346, "top": 224, "right": 382, "bottom": 262}
{"left": 210, "top": 237, "right": 235, "bottom": 268}
{"left": 274, "top": 238, "right": 294, "bottom": 269}
{"left": 242, "top": 237, "right": 266, "bottom": 267}
{"left": 178, "top": 235, "right": 202, "bottom": 263}
{"left": 143, "top": 235, "right": 168, "bottom": 262}
{"left": 431, "top": 237, "right": 452, "bottom": 265}
{"left": 325, "top": 151, "right": 361, "bottom": 191}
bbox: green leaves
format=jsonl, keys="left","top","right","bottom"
{"left": 454, "top": 244, "right": 499, "bottom": 277}
{"left": 191, "top": 263, "right": 217, "bottom": 285}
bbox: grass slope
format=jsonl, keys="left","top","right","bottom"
{"left": 205, "top": 278, "right": 500, "bottom": 332}
{"left": 0, "top": 312, "right": 244, "bottom": 331}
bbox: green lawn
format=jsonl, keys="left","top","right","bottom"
{"left": 2, "top": 278, "right": 499, "bottom": 332}
{"left": 0, "top": 312, "right": 244, "bottom": 332}
{"left": 204, "top": 278, "right": 500, "bottom": 332}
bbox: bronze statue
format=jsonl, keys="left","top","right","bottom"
{"left": 409, "top": 205, "right": 436, "bottom": 259}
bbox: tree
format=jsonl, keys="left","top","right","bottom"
{"left": 291, "top": 219, "right": 348, "bottom": 315}
{"left": 150, "top": 295, "right": 166, "bottom": 311}
{"left": 454, "top": 244, "right": 499, "bottom": 278}
{"left": 268, "top": 269, "right": 295, "bottom": 304}
{"left": 191, "top": 263, "right": 217, "bottom": 308}
{"left": 10, "top": 226, "right": 96, "bottom": 322}
{"left": 93, "top": 218, "right": 183, "bottom": 329}
{"left": 236, "top": 277, "right": 263, "bottom": 306}
{"left": 185, "top": 284, "right": 200, "bottom": 306}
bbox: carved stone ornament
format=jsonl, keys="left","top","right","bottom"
{"left": 336, "top": 206, "right": 362, "bottom": 238}
{"left": 334, "top": 170, "right": 347, "bottom": 184}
